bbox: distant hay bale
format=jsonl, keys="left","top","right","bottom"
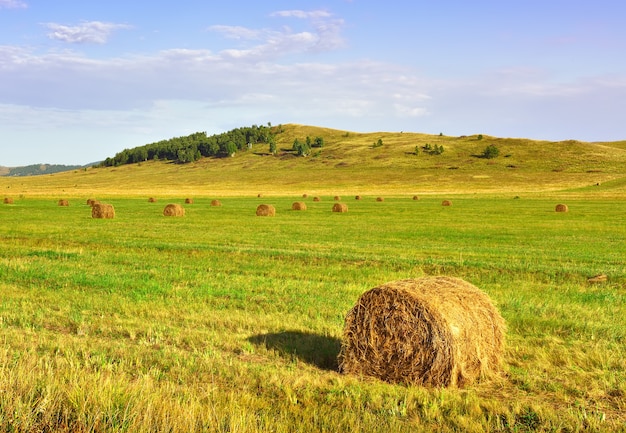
{"left": 91, "top": 203, "right": 115, "bottom": 219}
{"left": 376, "top": 197, "right": 385, "bottom": 202}
{"left": 413, "top": 195, "right": 420, "bottom": 201}
{"left": 148, "top": 197, "right": 157, "bottom": 203}
{"left": 256, "top": 204, "right": 276, "bottom": 216}
{"left": 210, "top": 199, "right": 222, "bottom": 207}
{"left": 257, "top": 193, "right": 263, "bottom": 198}
{"left": 555, "top": 203, "right": 569, "bottom": 212}
{"left": 332, "top": 203, "right": 348, "bottom": 213}
{"left": 355, "top": 195, "right": 362, "bottom": 200}
{"left": 163, "top": 203, "right": 185, "bottom": 217}
{"left": 3, "top": 197, "right": 14, "bottom": 204}
{"left": 87, "top": 199, "right": 100, "bottom": 207}
{"left": 442, "top": 200, "right": 452, "bottom": 206}
{"left": 302, "top": 193, "right": 308, "bottom": 198}
{"left": 338, "top": 276, "right": 505, "bottom": 387}
{"left": 58, "top": 199, "right": 69, "bottom": 207}
{"left": 292, "top": 202, "right": 307, "bottom": 211}
{"left": 313, "top": 197, "right": 321, "bottom": 202}
{"left": 185, "top": 198, "right": 194, "bottom": 204}
{"left": 334, "top": 196, "right": 341, "bottom": 201}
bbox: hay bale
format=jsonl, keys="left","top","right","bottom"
{"left": 210, "top": 199, "right": 222, "bottom": 207}
{"left": 58, "top": 199, "right": 69, "bottom": 207}
{"left": 334, "top": 196, "right": 341, "bottom": 201}
{"left": 376, "top": 197, "right": 385, "bottom": 202}
{"left": 3, "top": 197, "right": 13, "bottom": 204}
{"left": 302, "top": 193, "right": 308, "bottom": 198}
{"left": 185, "top": 198, "right": 194, "bottom": 204}
{"left": 257, "top": 193, "right": 263, "bottom": 198}
{"left": 355, "top": 195, "right": 362, "bottom": 200}
{"left": 313, "top": 197, "right": 321, "bottom": 202}
{"left": 555, "top": 203, "right": 568, "bottom": 212}
{"left": 87, "top": 199, "right": 100, "bottom": 207}
{"left": 338, "top": 276, "right": 505, "bottom": 387}
{"left": 148, "top": 197, "right": 157, "bottom": 203}
{"left": 91, "top": 203, "right": 115, "bottom": 219}
{"left": 332, "top": 203, "right": 348, "bottom": 213}
{"left": 292, "top": 201, "right": 307, "bottom": 211}
{"left": 256, "top": 204, "right": 276, "bottom": 216}
{"left": 442, "top": 200, "right": 452, "bottom": 206}
{"left": 413, "top": 195, "right": 420, "bottom": 201}
{"left": 163, "top": 203, "right": 185, "bottom": 217}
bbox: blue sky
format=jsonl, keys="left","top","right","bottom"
{"left": 1, "top": 0, "right": 625, "bottom": 166}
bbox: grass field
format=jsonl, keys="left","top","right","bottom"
{"left": 1, "top": 194, "right": 624, "bottom": 432}
{"left": 1, "top": 125, "right": 625, "bottom": 431}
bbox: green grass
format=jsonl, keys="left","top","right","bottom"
{"left": 1, "top": 195, "right": 625, "bottom": 432}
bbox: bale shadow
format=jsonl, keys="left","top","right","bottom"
{"left": 248, "top": 331, "right": 341, "bottom": 371}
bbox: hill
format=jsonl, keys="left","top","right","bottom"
{"left": 0, "top": 163, "right": 87, "bottom": 177}
{"left": 1, "top": 124, "right": 626, "bottom": 197}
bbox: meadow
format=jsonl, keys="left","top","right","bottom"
{"left": 1, "top": 193, "right": 624, "bottom": 432}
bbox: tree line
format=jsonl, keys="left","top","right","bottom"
{"left": 99, "top": 124, "right": 275, "bottom": 167}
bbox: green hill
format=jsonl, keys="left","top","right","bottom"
{"left": 2, "top": 124, "right": 626, "bottom": 197}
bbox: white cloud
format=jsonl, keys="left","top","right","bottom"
{"left": 0, "top": 0, "right": 27, "bottom": 9}
{"left": 270, "top": 10, "right": 332, "bottom": 19}
{"left": 45, "top": 21, "right": 131, "bottom": 44}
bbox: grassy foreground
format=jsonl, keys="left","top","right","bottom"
{"left": 1, "top": 194, "right": 625, "bottom": 432}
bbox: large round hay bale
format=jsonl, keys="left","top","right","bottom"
{"left": 210, "top": 199, "right": 222, "bottom": 207}
{"left": 58, "top": 199, "right": 69, "bottom": 207}
{"left": 332, "top": 203, "right": 348, "bottom": 213}
{"left": 148, "top": 197, "right": 157, "bottom": 203}
{"left": 442, "top": 200, "right": 452, "bottom": 206}
{"left": 256, "top": 204, "right": 275, "bottom": 216}
{"left": 185, "top": 198, "right": 194, "bottom": 204}
{"left": 338, "top": 276, "right": 505, "bottom": 387}
{"left": 376, "top": 197, "right": 385, "bottom": 202}
{"left": 3, "top": 197, "right": 13, "bottom": 204}
{"left": 555, "top": 203, "right": 568, "bottom": 212}
{"left": 292, "top": 201, "right": 307, "bottom": 211}
{"left": 163, "top": 203, "right": 185, "bottom": 217}
{"left": 91, "top": 203, "right": 115, "bottom": 219}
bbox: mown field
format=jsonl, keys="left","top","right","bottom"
{"left": 1, "top": 193, "right": 625, "bottom": 432}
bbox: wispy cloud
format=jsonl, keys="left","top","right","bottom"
{"left": 45, "top": 21, "right": 131, "bottom": 44}
{"left": 0, "top": 0, "right": 27, "bottom": 9}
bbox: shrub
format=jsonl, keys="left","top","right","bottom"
{"left": 482, "top": 144, "right": 500, "bottom": 159}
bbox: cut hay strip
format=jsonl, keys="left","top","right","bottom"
{"left": 163, "top": 203, "right": 185, "bottom": 217}
{"left": 91, "top": 203, "right": 115, "bottom": 219}
{"left": 210, "top": 199, "right": 222, "bottom": 207}
{"left": 148, "top": 197, "right": 157, "bottom": 203}
{"left": 587, "top": 274, "right": 607, "bottom": 283}
{"left": 256, "top": 204, "right": 276, "bottom": 216}
{"left": 442, "top": 200, "right": 452, "bottom": 206}
{"left": 376, "top": 197, "right": 385, "bottom": 202}
{"left": 58, "top": 199, "right": 69, "bottom": 207}
{"left": 332, "top": 203, "right": 348, "bottom": 213}
{"left": 338, "top": 276, "right": 505, "bottom": 387}
{"left": 185, "top": 198, "right": 194, "bottom": 204}
{"left": 3, "top": 197, "right": 13, "bottom": 204}
{"left": 555, "top": 204, "right": 568, "bottom": 212}
{"left": 292, "top": 202, "right": 307, "bottom": 211}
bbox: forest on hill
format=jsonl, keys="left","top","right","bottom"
{"left": 99, "top": 124, "right": 275, "bottom": 167}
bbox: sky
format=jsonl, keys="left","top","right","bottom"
{"left": 1, "top": 0, "right": 626, "bottom": 166}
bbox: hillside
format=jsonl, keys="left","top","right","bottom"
{"left": 2, "top": 124, "right": 626, "bottom": 197}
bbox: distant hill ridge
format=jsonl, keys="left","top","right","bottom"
{"left": 0, "top": 163, "right": 89, "bottom": 177}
